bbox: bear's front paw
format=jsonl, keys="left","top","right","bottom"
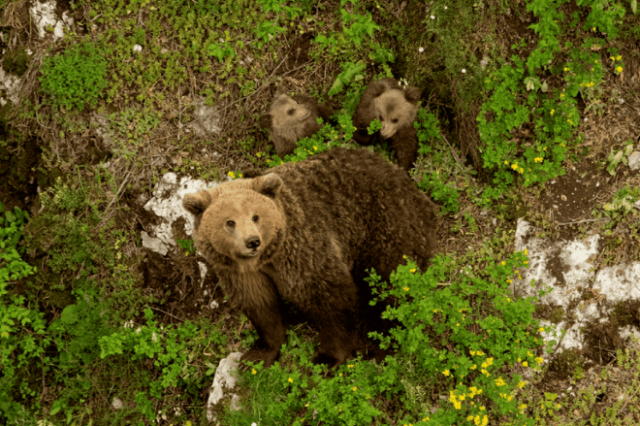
{"left": 240, "top": 348, "right": 279, "bottom": 371}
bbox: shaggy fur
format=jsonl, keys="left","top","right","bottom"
{"left": 353, "top": 78, "right": 421, "bottom": 171}
{"left": 183, "top": 148, "right": 438, "bottom": 368}
{"left": 259, "top": 87, "right": 333, "bottom": 157}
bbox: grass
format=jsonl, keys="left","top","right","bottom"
{"left": 1, "top": 0, "right": 640, "bottom": 424}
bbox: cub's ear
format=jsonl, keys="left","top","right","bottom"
{"left": 259, "top": 114, "right": 272, "bottom": 129}
{"left": 404, "top": 86, "right": 422, "bottom": 104}
{"left": 368, "top": 80, "right": 388, "bottom": 98}
{"left": 183, "top": 191, "right": 212, "bottom": 216}
{"left": 255, "top": 173, "right": 282, "bottom": 198}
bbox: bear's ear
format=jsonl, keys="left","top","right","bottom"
{"left": 183, "top": 191, "right": 212, "bottom": 216}
{"left": 404, "top": 87, "right": 422, "bottom": 104}
{"left": 368, "top": 80, "right": 388, "bottom": 98}
{"left": 259, "top": 114, "right": 272, "bottom": 129}
{"left": 255, "top": 173, "right": 282, "bottom": 198}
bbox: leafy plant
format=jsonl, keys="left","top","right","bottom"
{"left": 606, "top": 141, "right": 634, "bottom": 175}
{"left": 328, "top": 61, "right": 366, "bottom": 96}
{"left": 367, "top": 251, "right": 553, "bottom": 425}
{"left": 39, "top": 42, "right": 108, "bottom": 111}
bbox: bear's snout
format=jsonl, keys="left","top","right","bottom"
{"left": 245, "top": 236, "right": 261, "bottom": 249}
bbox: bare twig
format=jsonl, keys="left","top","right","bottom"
{"left": 150, "top": 307, "right": 185, "bottom": 323}
{"left": 440, "top": 132, "right": 467, "bottom": 169}
{"left": 557, "top": 218, "right": 611, "bottom": 226}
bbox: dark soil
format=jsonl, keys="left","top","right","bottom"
{"left": 541, "top": 161, "right": 611, "bottom": 224}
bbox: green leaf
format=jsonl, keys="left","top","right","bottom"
{"left": 61, "top": 305, "right": 79, "bottom": 325}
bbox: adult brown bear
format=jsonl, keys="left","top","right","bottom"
{"left": 183, "top": 148, "right": 438, "bottom": 368}
{"left": 353, "top": 78, "right": 421, "bottom": 172}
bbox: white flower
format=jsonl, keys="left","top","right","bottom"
{"left": 462, "top": 69, "right": 467, "bottom": 73}
{"left": 419, "top": 47, "right": 424, "bottom": 53}
{"left": 444, "top": 6, "right": 448, "bottom": 9}
{"left": 430, "top": 15, "right": 435, "bottom": 19}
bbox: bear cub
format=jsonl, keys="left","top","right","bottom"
{"left": 183, "top": 148, "right": 438, "bottom": 369}
{"left": 353, "top": 78, "right": 421, "bottom": 172}
{"left": 259, "top": 86, "right": 333, "bottom": 157}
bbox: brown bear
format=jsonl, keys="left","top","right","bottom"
{"left": 353, "top": 78, "right": 421, "bottom": 172}
{"left": 183, "top": 147, "right": 438, "bottom": 369}
{"left": 259, "top": 87, "right": 334, "bottom": 157}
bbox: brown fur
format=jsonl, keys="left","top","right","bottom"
{"left": 183, "top": 148, "right": 438, "bottom": 369}
{"left": 353, "top": 78, "right": 421, "bottom": 171}
{"left": 259, "top": 87, "right": 333, "bottom": 157}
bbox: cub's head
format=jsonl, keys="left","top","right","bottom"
{"left": 259, "top": 90, "right": 312, "bottom": 136}
{"left": 183, "top": 174, "right": 285, "bottom": 265}
{"left": 371, "top": 82, "right": 421, "bottom": 139}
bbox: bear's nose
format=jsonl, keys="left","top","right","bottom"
{"left": 245, "top": 236, "right": 261, "bottom": 249}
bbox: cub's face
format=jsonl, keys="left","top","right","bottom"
{"left": 259, "top": 93, "right": 311, "bottom": 133}
{"left": 373, "top": 88, "right": 420, "bottom": 139}
{"left": 183, "top": 175, "right": 285, "bottom": 263}
{"left": 270, "top": 94, "right": 311, "bottom": 130}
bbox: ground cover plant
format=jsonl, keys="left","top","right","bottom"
{"left": 1, "top": 0, "right": 640, "bottom": 424}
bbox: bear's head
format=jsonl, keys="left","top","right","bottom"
{"left": 183, "top": 174, "right": 286, "bottom": 268}
{"left": 371, "top": 83, "right": 421, "bottom": 139}
{"left": 259, "top": 88, "right": 313, "bottom": 141}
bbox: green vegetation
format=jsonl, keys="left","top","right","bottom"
{"left": 39, "top": 42, "right": 108, "bottom": 111}
{"left": 2, "top": 0, "right": 640, "bottom": 423}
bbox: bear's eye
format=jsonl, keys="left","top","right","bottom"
{"left": 287, "top": 109, "right": 295, "bottom": 116}
{"left": 392, "top": 118, "right": 399, "bottom": 124}
{"left": 226, "top": 220, "right": 236, "bottom": 228}
{"left": 252, "top": 215, "right": 259, "bottom": 222}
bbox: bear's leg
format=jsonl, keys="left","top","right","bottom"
{"left": 313, "top": 314, "right": 353, "bottom": 369}
{"left": 236, "top": 277, "right": 286, "bottom": 369}
{"left": 391, "top": 127, "right": 418, "bottom": 172}
{"left": 309, "top": 271, "right": 358, "bottom": 369}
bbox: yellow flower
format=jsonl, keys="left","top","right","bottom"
{"left": 471, "top": 364, "right": 477, "bottom": 370}
{"left": 518, "top": 381, "right": 526, "bottom": 388}
{"left": 403, "top": 286, "right": 409, "bottom": 291}
{"left": 227, "top": 171, "right": 236, "bottom": 179}
{"left": 563, "top": 67, "right": 569, "bottom": 72}
{"left": 616, "top": 55, "right": 622, "bottom": 60}
{"left": 617, "top": 66, "right": 623, "bottom": 72}
{"left": 352, "top": 386, "right": 357, "bottom": 391}
{"left": 486, "top": 357, "right": 493, "bottom": 366}
{"left": 313, "top": 146, "right": 318, "bottom": 151}
{"left": 594, "top": 60, "right": 598, "bottom": 64}
{"left": 550, "top": 109, "right": 555, "bottom": 116}
{"left": 288, "top": 377, "right": 293, "bottom": 383}
{"left": 495, "top": 377, "right": 505, "bottom": 386}
{"left": 347, "top": 364, "right": 354, "bottom": 368}
{"left": 538, "top": 327, "right": 545, "bottom": 332}
{"left": 592, "top": 27, "right": 596, "bottom": 31}
{"left": 522, "top": 361, "right": 529, "bottom": 367}
{"left": 501, "top": 261, "right": 506, "bottom": 266}
{"left": 507, "top": 298, "right": 511, "bottom": 302}
{"left": 519, "top": 168, "right": 524, "bottom": 174}
{"left": 410, "top": 268, "right": 416, "bottom": 273}
{"left": 511, "top": 163, "right": 518, "bottom": 170}
{"left": 560, "top": 93, "right": 564, "bottom": 98}
{"left": 504, "top": 160, "right": 508, "bottom": 165}
{"left": 470, "top": 350, "right": 476, "bottom": 356}
{"left": 567, "top": 119, "right": 573, "bottom": 125}
{"left": 443, "top": 369, "right": 450, "bottom": 376}
{"left": 251, "top": 368, "right": 257, "bottom": 375}
{"left": 477, "top": 350, "right": 485, "bottom": 356}
{"left": 433, "top": 309, "right": 438, "bottom": 313}
{"left": 535, "top": 357, "right": 544, "bottom": 364}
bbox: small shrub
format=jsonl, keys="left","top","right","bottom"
{"left": 39, "top": 42, "right": 108, "bottom": 111}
